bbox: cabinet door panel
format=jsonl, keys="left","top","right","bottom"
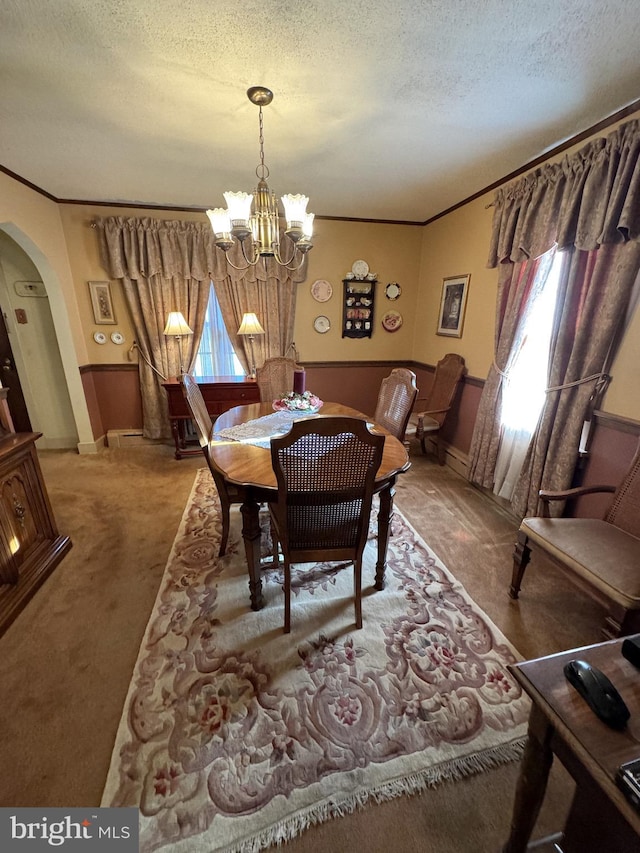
{"left": 0, "top": 435, "right": 71, "bottom": 637}
{"left": 0, "top": 464, "right": 46, "bottom": 568}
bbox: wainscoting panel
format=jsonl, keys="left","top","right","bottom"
{"left": 78, "top": 361, "right": 639, "bottom": 514}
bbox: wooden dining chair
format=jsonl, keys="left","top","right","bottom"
{"left": 181, "top": 373, "right": 242, "bottom": 557}
{"left": 269, "top": 416, "right": 385, "bottom": 633}
{"left": 255, "top": 357, "right": 302, "bottom": 402}
{"left": 405, "top": 353, "right": 465, "bottom": 463}
{"left": 373, "top": 368, "right": 418, "bottom": 443}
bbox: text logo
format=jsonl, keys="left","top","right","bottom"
{"left": 1, "top": 808, "right": 138, "bottom": 851}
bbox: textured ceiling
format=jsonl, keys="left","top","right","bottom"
{"left": 2, "top": 0, "right": 640, "bottom": 222}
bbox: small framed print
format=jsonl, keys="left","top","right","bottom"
{"left": 437, "top": 274, "right": 469, "bottom": 337}
{"left": 88, "top": 280, "right": 116, "bottom": 324}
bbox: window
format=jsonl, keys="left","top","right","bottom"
{"left": 193, "top": 283, "right": 243, "bottom": 378}
{"left": 493, "top": 249, "right": 564, "bottom": 499}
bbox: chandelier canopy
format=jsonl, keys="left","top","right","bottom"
{"left": 207, "top": 86, "right": 314, "bottom": 271}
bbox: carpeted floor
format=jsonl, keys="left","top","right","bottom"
{"left": 102, "top": 469, "right": 532, "bottom": 852}
{"left": 0, "top": 443, "right": 604, "bottom": 850}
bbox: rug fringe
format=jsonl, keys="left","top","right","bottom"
{"left": 226, "top": 738, "right": 526, "bottom": 853}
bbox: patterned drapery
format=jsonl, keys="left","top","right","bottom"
{"left": 213, "top": 274, "right": 297, "bottom": 372}
{"left": 469, "top": 118, "right": 640, "bottom": 517}
{"left": 488, "top": 119, "right": 640, "bottom": 264}
{"left": 95, "top": 216, "right": 306, "bottom": 438}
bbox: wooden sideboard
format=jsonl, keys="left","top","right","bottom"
{"left": 0, "top": 432, "right": 72, "bottom": 636}
{"left": 162, "top": 376, "right": 261, "bottom": 459}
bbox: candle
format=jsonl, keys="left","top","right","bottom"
{"left": 293, "top": 369, "right": 306, "bottom": 394}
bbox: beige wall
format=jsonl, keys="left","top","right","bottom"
{"left": 415, "top": 109, "right": 640, "bottom": 422}
{"left": 59, "top": 205, "right": 424, "bottom": 366}
{"left": 3, "top": 105, "right": 639, "bottom": 440}
{"left": 415, "top": 195, "right": 496, "bottom": 379}
{"left": 59, "top": 204, "right": 208, "bottom": 366}
{"left": 0, "top": 231, "right": 77, "bottom": 445}
{"left": 605, "top": 300, "right": 640, "bottom": 420}
{"left": 55, "top": 179, "right": 640, "bottom": 426}
{"left": 296, "top": 218, "right": 422, "bottom": 362}
{"left": 0, "top": 173, "right": 95, "bottom": 449}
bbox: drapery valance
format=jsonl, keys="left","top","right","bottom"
{"left": 95, "top": 216, "right": 308, "bottom": 284}
{"left": 488, "top": 118, "right": 640, "bottom": 266}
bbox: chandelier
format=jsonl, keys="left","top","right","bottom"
{"left": 207, "top": 86, "right": 314, "bottom": 271}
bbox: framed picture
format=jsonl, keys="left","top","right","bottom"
{"left": 436, "top": 274, "right": 470, "bottom": 337}
{"left": 88, "top": 280, "right": 116, "bottom": 324}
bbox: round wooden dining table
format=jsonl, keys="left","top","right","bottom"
{"left": 209, "top": 401, "right": 411, "bottom": 611}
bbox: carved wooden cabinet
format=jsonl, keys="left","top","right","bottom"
{"left": 0, "top": 432, "right": 71, "bottom": 635}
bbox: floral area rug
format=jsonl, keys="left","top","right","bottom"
{"left": 101, "top": 469, "right": 530, "bottom": 852}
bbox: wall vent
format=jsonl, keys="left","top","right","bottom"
{"left": 106, "top": 429, "right": 147, "bottom": 447}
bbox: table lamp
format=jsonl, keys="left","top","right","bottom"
{"left": 237, "top": 312, "right": 265, "bottom": 378}
{"left": 163, "top": 311, "right": 193, "bottom": 376}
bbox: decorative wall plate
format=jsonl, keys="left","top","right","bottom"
{"left": 313, "top": 315, "right": 331, "bottom": 334}
{"left": 382, "top": 310, "right": 403, "bottom": 332}
{"left": 351, "top": 259, "right": 369, "bottom": 279}
{"left": 385, "top": 282, "right": 402, "bottom": 300}
{"left": 311, "top": 279, "right": 333, "bottom": 302}
{"left": 110, "top": 331, "right": 125, "bottom": 344}
{"left": 93, "top": 331, "right": 107, "bottom": 344}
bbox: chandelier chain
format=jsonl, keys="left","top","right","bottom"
{"left": 256, "top": 105, "right": 269, "bottom": 181}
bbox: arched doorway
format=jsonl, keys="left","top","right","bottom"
{"left": 0, "top": 226, "right": 92, "bottom": 450}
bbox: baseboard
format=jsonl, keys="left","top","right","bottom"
{"left": 34, "top": 436, "right": 79, "bottom": 451}
{"left": 442, "top": 443, "right": 468, "bottom": 478}
{"left": 105, "top": 429, "right": 165, "bottom": 448}
{"left": 77, "top": 437, "right": 103, "bottom": 455}
{"left": 420, "top": 436, "right": 469, "bottom": 479}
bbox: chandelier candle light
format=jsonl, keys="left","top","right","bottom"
{"left": 237, "top": 312, "right": 265, "bottom": 379}
{"left": 207, "top": 87, "right": 314, "bottom": 271}
{"left": 163, "top": 311, "right": 193, "bottom": 377}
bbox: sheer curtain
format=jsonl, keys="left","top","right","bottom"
{"left": 468, "top": 258, "right": 544, "bottom": 488}
{"left": 470, "top": 118, "right": 640, "bottom": 516}
{"left": 213, "top": 268, "right": 299, "bottom": 372}
{"left": 493, "top": 248, "right": 560, "bottom": 499}
{"left": 193, "top": 283, "right": 242, "bottom": 377}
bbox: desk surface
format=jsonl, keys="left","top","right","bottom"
{"left": 209, "top": 401, "right": 410, "bottom": 491}
{"left": 511, "top": 637, "right": 640, "bottom": 839}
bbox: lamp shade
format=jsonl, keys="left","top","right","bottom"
{"left": 302, "top": 212, "right": 314, "bottom": 239}
{"left": 237, "top": 312, "right": 265, "bottom": 336}
{"left": 224, "top": 191, "right": 253, "bottom": 224}
{"left": 281, "top": 193, "right": 309, "bottom": 227}
{"left": 206, "top": 207, "right": 232, "bottom": 237}
{"left": 163, "top": 311, "right": 193, "bottom": 337}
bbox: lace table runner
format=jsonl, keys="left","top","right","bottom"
{"left": 213, "top": 410, "right": 314, "bottom": 448}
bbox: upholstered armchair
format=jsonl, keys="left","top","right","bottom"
{"left": 510, "top": 443, "right": 640, "bottom": 639}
